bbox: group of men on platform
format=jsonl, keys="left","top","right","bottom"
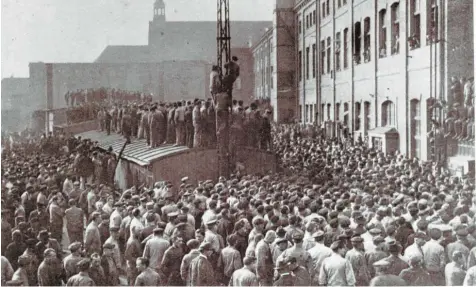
{"left": 95, "top": 98, "right": 273, "bottom": 151}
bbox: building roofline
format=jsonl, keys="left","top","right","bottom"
{"left": 251, "top": 27, "right": 274, "bottom": 51}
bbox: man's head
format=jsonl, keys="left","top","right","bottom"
{"left": 243, "top": 256, "right": 256, "bottom": 270}
{"left": 232, "top": 56, "right": 238, "bottom": 62}
{"left": 199, "top": 242, "right": 213, "bottom": 257}
{"left": 136, "top": 257, "right": 149, "bottom": 273}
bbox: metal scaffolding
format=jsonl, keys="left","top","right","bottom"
{"left": 216, "top": 0, "right": 232, "bottom": 177}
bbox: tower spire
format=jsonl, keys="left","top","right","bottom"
{"left": 153, "top": 0, "right": 166, "bottom": 22}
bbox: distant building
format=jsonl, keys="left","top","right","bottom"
{"left": 6, "top": 0, "right": 271, "bottom": 131}
{"left": 1, "top": 77, "right": 33, "bottom": 132}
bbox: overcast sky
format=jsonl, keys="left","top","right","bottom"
{"left": 1, "top": 0, "right": 274, "bottom": 78}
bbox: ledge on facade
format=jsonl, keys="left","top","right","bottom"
{"left": 368, "top": 126, "right": 398, "bottom": 135}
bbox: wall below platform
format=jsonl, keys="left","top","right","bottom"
{"left": 125, "top": 148, "right": 278, "bottom": 190}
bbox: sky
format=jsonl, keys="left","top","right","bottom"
{"left": 1, "top": 0, "right": 274, "bottom": 78}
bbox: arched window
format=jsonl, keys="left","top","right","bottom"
{"left": 381, "top": 100, "right": 395, "bottom": 126}
{"left": 410, "top": 99, "right": 421, "bottom": 158}
{"left": 355, "top": 102, "right": 361, "bottom": 131}
{"left": 364, "top": 101, "right": 371, "bottom": 130}
{"left": 354, "top": 22, "right": 362, "bottom": 64}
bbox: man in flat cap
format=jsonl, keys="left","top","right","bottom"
{"left": 345, "top": 236, "right": 371, "bottom": 286}
{"left": 63, "top": 242, "right": 84, "bottom": 280}
{"left": 446, "top": 226, "right": 471, "bottom": 264}
{"left": 38, "top": 248, "right": 65, "bottom": 286}
{"left": 228, "top": 255, "right": 258, "bottom": 287}
{"left": 65, "top": 199, "right": 85, "bottom": 245}
{"left": 189, "top": 242, "right": 217, "bottom": 286}
{"left": 134, "top": 257, "right": 160, "bottom": 286}
{"left": 255, "top": 230, "right": 276, "bottom": 286}
{"left": 421, "top": 227, "right": 446, "bottom": 285}
{"left": 383, "top": 241, "right": 408, "bottom": 276}
{"left": 307, "top": 230, "right": 332, "bottom": 284}
{"left": 161, "top": 236, "right": 185, "bottom": 286}
{"left": 22, "top": 238, "right": 40, "bottom": 286}
{"left": 276, "top": 231, "right": 312, "bottom": 272}
{"left": 101, "top": 242, "right": 120, "bottom": 286}
{"left": 204, "top": 215, "right": 224, "bottom": 269}
{"left": 66, "top": 259, "right": 95, "bottom": 286}
{"left": 105, "top": 225, "right": 122, "bottom": 275}
{"left": 369, "top": 259, "right": 407, "bottom": 286}
{"left": 143, "top": 227, "right": 170, "bottom": 274}
{"left": 445, "top": 250, "right": 467, "bottom": 286}
{"left": 84, "top": 212, "right": 102, "bottom": 256}
{"left": 10, "top": 255, "right": 29, "bottom": 286}
{"left": 319, "top": 240, "right": 355, "bottom": 286}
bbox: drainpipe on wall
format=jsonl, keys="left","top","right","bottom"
{"left": 302, "top": 11, "right": 306, "bottom": 125}
{"left": 332, "top": 0, "right": 336, "bottom": 137}
{"left": 316, "top": 0, "right": 321, "bottom": 127}
{"left": 350, "top": 0, "right": 354, "bottom": 140}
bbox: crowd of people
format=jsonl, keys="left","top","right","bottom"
{"left": 2, "top": 115, "right": 476, "bottom": 286}
{"left": 64, "top": 89, "right": 153, "bottom": 125}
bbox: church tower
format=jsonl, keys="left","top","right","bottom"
{"left": 153, "top": 0, "right": 166, "bottom": 22}
{"left": 149, "top": 0, "right": 166, "bottom": 47}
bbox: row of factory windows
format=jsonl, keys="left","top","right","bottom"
{"left": 297, "top": 0, "right": 439, "bottom": 80}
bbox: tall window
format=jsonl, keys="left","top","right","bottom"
{"left": 322, "top": 2, "right": 326, "bottom": 19}
{"left": 409, "top": 0, "right": 421, "bottom": 50}
{"left": 326, "top": 0, "right": 330, "bottom": 15}
{"left": 306, "top": 47, "right": 310, "bottom": 80}
{"left": 364, "top": 18, "right": 371, "bottom": 63}
{"left": 320, "top": 40, "right": 326, "bottom": 75}
{"left": 312, "top": 44, "right": 316, "bottom": 78}
{"left": 310, "top": 105, "right": 314, "bottom": 123}
{"left": 391, "top": 2, "right": 400, "bottom": 55}
{"left": 335, "top": 32, "right": 341, "bottom": 71}
{"left": 343, "top": 103, "right": 349, "bottom": 127}
{"left": 306, "top": 15, "right": 309, "bottom": 29}
{"left": 321, "top": 104, "right": 325, "bottom": 122}
{"left": 298, "top": 19, "right": 302, "bottom": 34}
{"left": 379, "top": 9, "right": 387, "bottom": 58}
{"left": 327, "top": 104, "right": 331, "bottom": 120}
{"left": 427, "top": 0, "right": 438, "bottom": 45}
{"left": 343, "top": 28, "right": 349, "bottom": 69}
{"left": 338, "top": 0, "right": 342, "bottom": 8}
{"left": 299, "top": 104, "right": 302, "bottom": 122}
{"left": 298, "top": 50, "right": 302, "bottom": 81}
{"left": 326, "top": 37, "right": 331, "bottom": 74}
{"left": 335, "top": 103, "right": 341, "bottom": 121}
{"left": 410, "top": 99, "right": 421, "bottom": 158}
{"left": 313, "top": 11, "right": 316, "bottom": 25}
{"left": 355, "top": 102, "right": 361, "bottom": 131}
{"left": 381, "top": 100, "right": 395, "bottom": 126}
{"left": 354, "top": 22, "right": 362, "bottom": 65}
{"left": 306, "top": 105, "right": 309, "bottom": 122}
{"left": 364, "top": 101, "right": 371, "bottom": 130}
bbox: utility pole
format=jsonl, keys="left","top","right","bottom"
{"left": 216, "top": 0, "right": 232, "bottom": 177}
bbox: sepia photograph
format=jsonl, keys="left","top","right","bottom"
{"left": 1, "top": 0, "right": 475, "bottom": 286}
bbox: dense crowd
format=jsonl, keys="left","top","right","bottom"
{"left": 2, "top": 120, "right": 476, "bottom": 287}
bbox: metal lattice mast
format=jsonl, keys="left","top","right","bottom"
{"left": 217, "top": 0, "right": 231, "bottom": 78}
{"left": 216, "top": 0, "right": 231, "bottom": 178}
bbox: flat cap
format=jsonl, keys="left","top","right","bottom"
{"left": 69, "top": 242, "right": 82, "bottom": 252}
{"left": 103, "top": 243, "right": 116, "bottom": 249}
{"left": 350, "top": 236, "right": 363, "bottom": 243}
